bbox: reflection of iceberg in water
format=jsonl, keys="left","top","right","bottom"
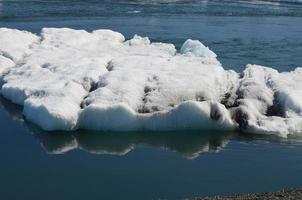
{"left": 33, "top": 129, "right": 232, "bottom": 159}
{"left": 0, "top": 96, "right": 24, "bottom": 122}
{"left": 2, "top": 95, "right": 301, "bottom": 158}
{"left": 0, "top": 96, "right": 232, "bottom": 159}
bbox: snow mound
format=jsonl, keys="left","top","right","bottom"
{"left": 0, "top": 28, "right": 302, "bottom": 137}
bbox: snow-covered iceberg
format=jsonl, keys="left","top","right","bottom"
{"left": 0, "top": 27, "right": 302, "bottom": 137}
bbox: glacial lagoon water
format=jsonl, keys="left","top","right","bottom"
{"left": 1, "top": 0, "right": 302, "bottom": 199}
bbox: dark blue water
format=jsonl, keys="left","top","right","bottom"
{"left": 1, "top": 0, "right": 302, "bottom": 71}
{"left": 1, "top": 1, "right": 302, "bottom": 199}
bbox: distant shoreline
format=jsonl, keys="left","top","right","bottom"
{"left": 187, "top": 188, "right": 302, "bottom": 200}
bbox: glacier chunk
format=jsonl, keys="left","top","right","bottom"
{"left": 0, "top": 28, "right": 302, "bottom": 137}
{"left": 180, "top": 39, "right": 217, "bottom": 58}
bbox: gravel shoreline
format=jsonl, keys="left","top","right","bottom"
{"left": 187, "top": 188, "right": 302, "bottom": 200}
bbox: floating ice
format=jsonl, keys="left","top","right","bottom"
{"left": 180, "top": 39, "right": 217, "bottom": 58}
{"left": 0, "top": 28, "right": 302, "bottom": 137}
{"left": 230, "top": 65, "right": 302, "bottom": 137}
{"left": 80, "top": 101, "right": 235, "bottom": 132}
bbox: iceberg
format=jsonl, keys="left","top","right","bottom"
{"left": 0, "top": 27, "right": 302, "bottom": 137}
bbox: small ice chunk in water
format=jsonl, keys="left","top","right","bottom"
{"left": 180, "top": 39, "right": 217, "bottom": 58}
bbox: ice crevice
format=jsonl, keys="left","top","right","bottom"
{"left": 0, "top": 28, "right": 302, "bottom": 137}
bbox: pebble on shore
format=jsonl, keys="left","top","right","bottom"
{"left": 187, "top": 188, "right": 302, "bottom": 200}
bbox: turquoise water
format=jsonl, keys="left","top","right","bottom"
{"left": 1, "top": 1, "right": 302, "bottom": 199}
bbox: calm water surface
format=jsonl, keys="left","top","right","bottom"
{"left": 1, "top": 1, "right": 302, "bottom": 199}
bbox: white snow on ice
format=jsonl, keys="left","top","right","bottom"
{"left": 0, "top": 27, "right": 302, "bottom": 137}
